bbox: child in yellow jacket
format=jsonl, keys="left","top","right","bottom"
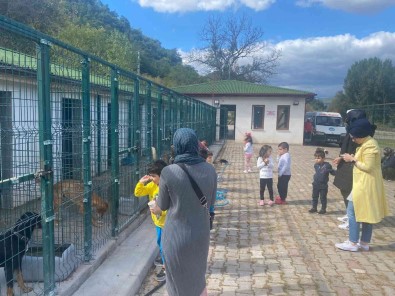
{"left": 134, "top": 159, "right": 167, "bottom": 281}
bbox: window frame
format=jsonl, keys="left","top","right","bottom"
{"left": 276, "top": 105, "right": 290, "bottom": 130}
{"left": 251, "top": 105, "right": 265, "bottom": 130}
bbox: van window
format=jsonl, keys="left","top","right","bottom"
{"left": 316, "top": 116, "right": 343, "bottom": 127}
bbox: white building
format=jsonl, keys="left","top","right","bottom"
{"left": 173, "top": 80, "right": 316, "bottom": 144}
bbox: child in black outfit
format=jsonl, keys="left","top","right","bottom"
{"left": 309, "top": 148, "right": 336, "bottom": 214}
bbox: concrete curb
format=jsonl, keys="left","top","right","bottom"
{"left": 57, "top": 212, "right": 157, "bottom": 296}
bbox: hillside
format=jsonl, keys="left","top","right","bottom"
{"left": 0, "top": 0, "right": 206, "bottom": 87}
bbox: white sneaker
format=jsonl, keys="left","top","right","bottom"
{"left": 337, "top": 215, "right": 348, "bottom": 222}
{"left": 338, "top": 222, "right": 349, "bottom": 230}
{"left": 358, "top": 242, "right": 370, "bottom": 251}
{"left": 335, "top": 240, "right": 359, "bottom": 252}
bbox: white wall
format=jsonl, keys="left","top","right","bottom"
{"left": 194, "top": 95, "right": 307, "bottom": 144}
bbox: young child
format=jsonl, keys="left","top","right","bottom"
{"left": 275, "top": 142, "right": 291, "bottom": 205}
{"left": 206, "top": 151, "right": 214, "bottom": 164}
{"left": 134, "top": 159, "right": 167, "bottom": 282}
{"left": 199, "top": 148, "right": 216, "bottom": 229}
{"left": 257, "top": 145, "right": 274, "bottom": 206}
{"left": 309, "top": 148, "right": 335, "bottom": 214}
{"left": 243, "top": 133, "right": 253, "bottom": 173}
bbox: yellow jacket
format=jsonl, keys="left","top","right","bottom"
{"left": 353, "top": 137, "right": 389, "bottom": 223}
{"left": 134, "top": 182, "right": 167, "bottom": 228}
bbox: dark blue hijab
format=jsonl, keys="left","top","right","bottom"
{"left": 173, "top": 128, "right": 205, "bottom": 165}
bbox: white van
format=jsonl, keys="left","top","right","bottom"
{"left": 305, "top": 111, "right": 347, "bottom": 146}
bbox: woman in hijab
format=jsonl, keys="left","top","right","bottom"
{"left": 151, "top": 128, "right": 217, "bottom": 296}
{"left": 333, "top": 109, "right": 368, "bottom": 229}
{"left": 335, "top": 118, "right": 389, "bottom": 252}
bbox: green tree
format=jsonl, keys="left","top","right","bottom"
{"left": 327, "top": 91, "right": 352, "bottom": 116}
{"left": 163, "top": 65, "right": 207, "bottom": 87}
{"left": 188, "top": 14, "right": 281, "bottom": 83}
{"left": 0, "top": 0, "right": 63, "bottom": 34}
{"left": 306, "top": 99, "right": 326, "bottom": 112}
{"left": 344, "top": 57, "right": 395, "bottom": 107}
{"left": 1, "top": 0, "right": 202, "bottom": 83}
{"left": 57, "top": 23, "right": 137, "bottom": 71}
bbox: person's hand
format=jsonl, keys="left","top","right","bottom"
{"left": 139, "top": 175, "right": 152, "bottom": 184}
{"left": 333, "top": 157, "right": 342, "bottom": 165}
{"left": 263, "top": 158, "right": 269, "bottom": 165}
{"left": 342, "top": 153, "right": 356, "bottom": 163}
{"left": 150, "top": 203, "right": 162, "bottom": 215}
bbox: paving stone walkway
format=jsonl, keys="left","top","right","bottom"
{"left": 138, "top": 141, "right": 395, "bottom": 296}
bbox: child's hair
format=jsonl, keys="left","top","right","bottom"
{"left": 147, "top": 159, "right": 168, "bottom": 176}
{"left": 244, "top": 135, "right": 253, "bottom": 144}
{"left": 207, "top": 151, "right": 213, "bottom": 157}
{"left": 259, "top": 145, "right": 272, "bottom": 158}
{"left": 314, "top": 150, "right": 326, "bottom": 159}
{"left": 383, "top": 147, "right": 394, "bottom": 157}
{"left": 315, "top": 147, "right": 329, "bottom": 154}
{"left": 199, "top": 148, "right": 209, "bottom": 159}
{"left": 278, "top": 142, "right": 289, "bottom": 151}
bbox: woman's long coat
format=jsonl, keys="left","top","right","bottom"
{"left": 353, "top": 137, "right": 389, "bottom": 223}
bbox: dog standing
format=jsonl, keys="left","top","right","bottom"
{"left": 0, "top": 212, "right": 42, "bottom": 296}
{"left": 53, "top": 180, "right": 109, "bottom": 226}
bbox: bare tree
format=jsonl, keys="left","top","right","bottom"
{"left": 188, "top": 14, "right": 281, "bottom": 83}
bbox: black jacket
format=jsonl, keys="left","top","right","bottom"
{"left": 313, "top": 161, "right": 335, "bottom": 189}
{"left": 333, "top": 134, "right": 358, "bottom": 191}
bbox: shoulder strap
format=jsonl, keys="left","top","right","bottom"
{"left": 177, "top": 163, "right": 207, "bottom": 206}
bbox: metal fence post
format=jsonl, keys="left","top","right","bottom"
{"left": 81, "top": 57, "right": 93, "bottom": 261}
{"left": 157, "top": 89, "right": 163, "bottom": 158}
{"left": 133, "top": 78, "right": 141, "bottom": 211}
{"left": 174, "top": 95, "right": 180, "bottom": 130}
{"left": 111, "top": 69, "right": 120, "bottom": 237}
{"left": 146, "top": 82, "right": 152, "bottom": 160}
{"left": 96, "top": 95, "right": 102, "bottom": 175}
{"left": 37, "top": 39, "right": 55, "bottom": 296}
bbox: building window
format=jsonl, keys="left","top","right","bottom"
{"left": 252, "top": 105, "right": 265, "bottom": 129}
{"left": 276, "top": 105, "right": 290, "bottom": 130}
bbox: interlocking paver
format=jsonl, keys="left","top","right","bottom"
{"left": 137, "top": 142, "right": 395, "bottom": 295}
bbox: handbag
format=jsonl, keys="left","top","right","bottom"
{"left": 177, "top": 163, "right": 214, "bottom": 229}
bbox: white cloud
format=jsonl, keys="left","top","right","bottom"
{"left": 296, "top": 0, "right": 395, "bottom": 14}
{"left": 239, "top": 0, "right": 276, "bottom": 11}
{"left": 269, "top": 32, "right": 395, "bottom": 97}
{"left": 136, "top": 0, "right": 275, "bottom": 13}
{"left": 181, "top": 32, "right": 395, "bottom": 98}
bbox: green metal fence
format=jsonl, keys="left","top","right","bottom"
{"left": 360, "top": 103, "right": 395, "bottom": 150}
{"left": 0, "top": 15, "right": 216, "bottom": 295}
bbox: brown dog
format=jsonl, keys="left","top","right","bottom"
{"left": 53, "top": 180, "right": 108, "bottom": 226}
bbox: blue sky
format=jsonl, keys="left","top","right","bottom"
{"left": 101, "top": 0, "right": 395, "bottom": 98}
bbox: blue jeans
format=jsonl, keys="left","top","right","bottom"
{"left": 347, "top": 201, "right": 373, "bottom": 243}
{"left": 156, "top": 226, "right": 165, "bottom": 264}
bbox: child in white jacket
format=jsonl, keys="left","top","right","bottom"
{"left": 257, "top": 145, "right": 274, "bottom": 206}
{"left": 243, "top": 133, "right": 253, "bottom": 173}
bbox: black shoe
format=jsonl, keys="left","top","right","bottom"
{"left": 154, "top": 257, "right": 163, "bottom": 267}
{"left": 318, "top": 209, "right": 326, "bottom": 214}
{"left": 155, "top": 268, "right": 166, "bottom": 282}
{"left": 308, "top": 208, "right": 317, "bottom": 213}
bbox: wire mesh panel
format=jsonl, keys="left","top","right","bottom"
{"left": 0, "top": 39, "right": 45, "bottom": 295}
{"left": 363, "top": 103, "right": 395, "bottom": 150}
